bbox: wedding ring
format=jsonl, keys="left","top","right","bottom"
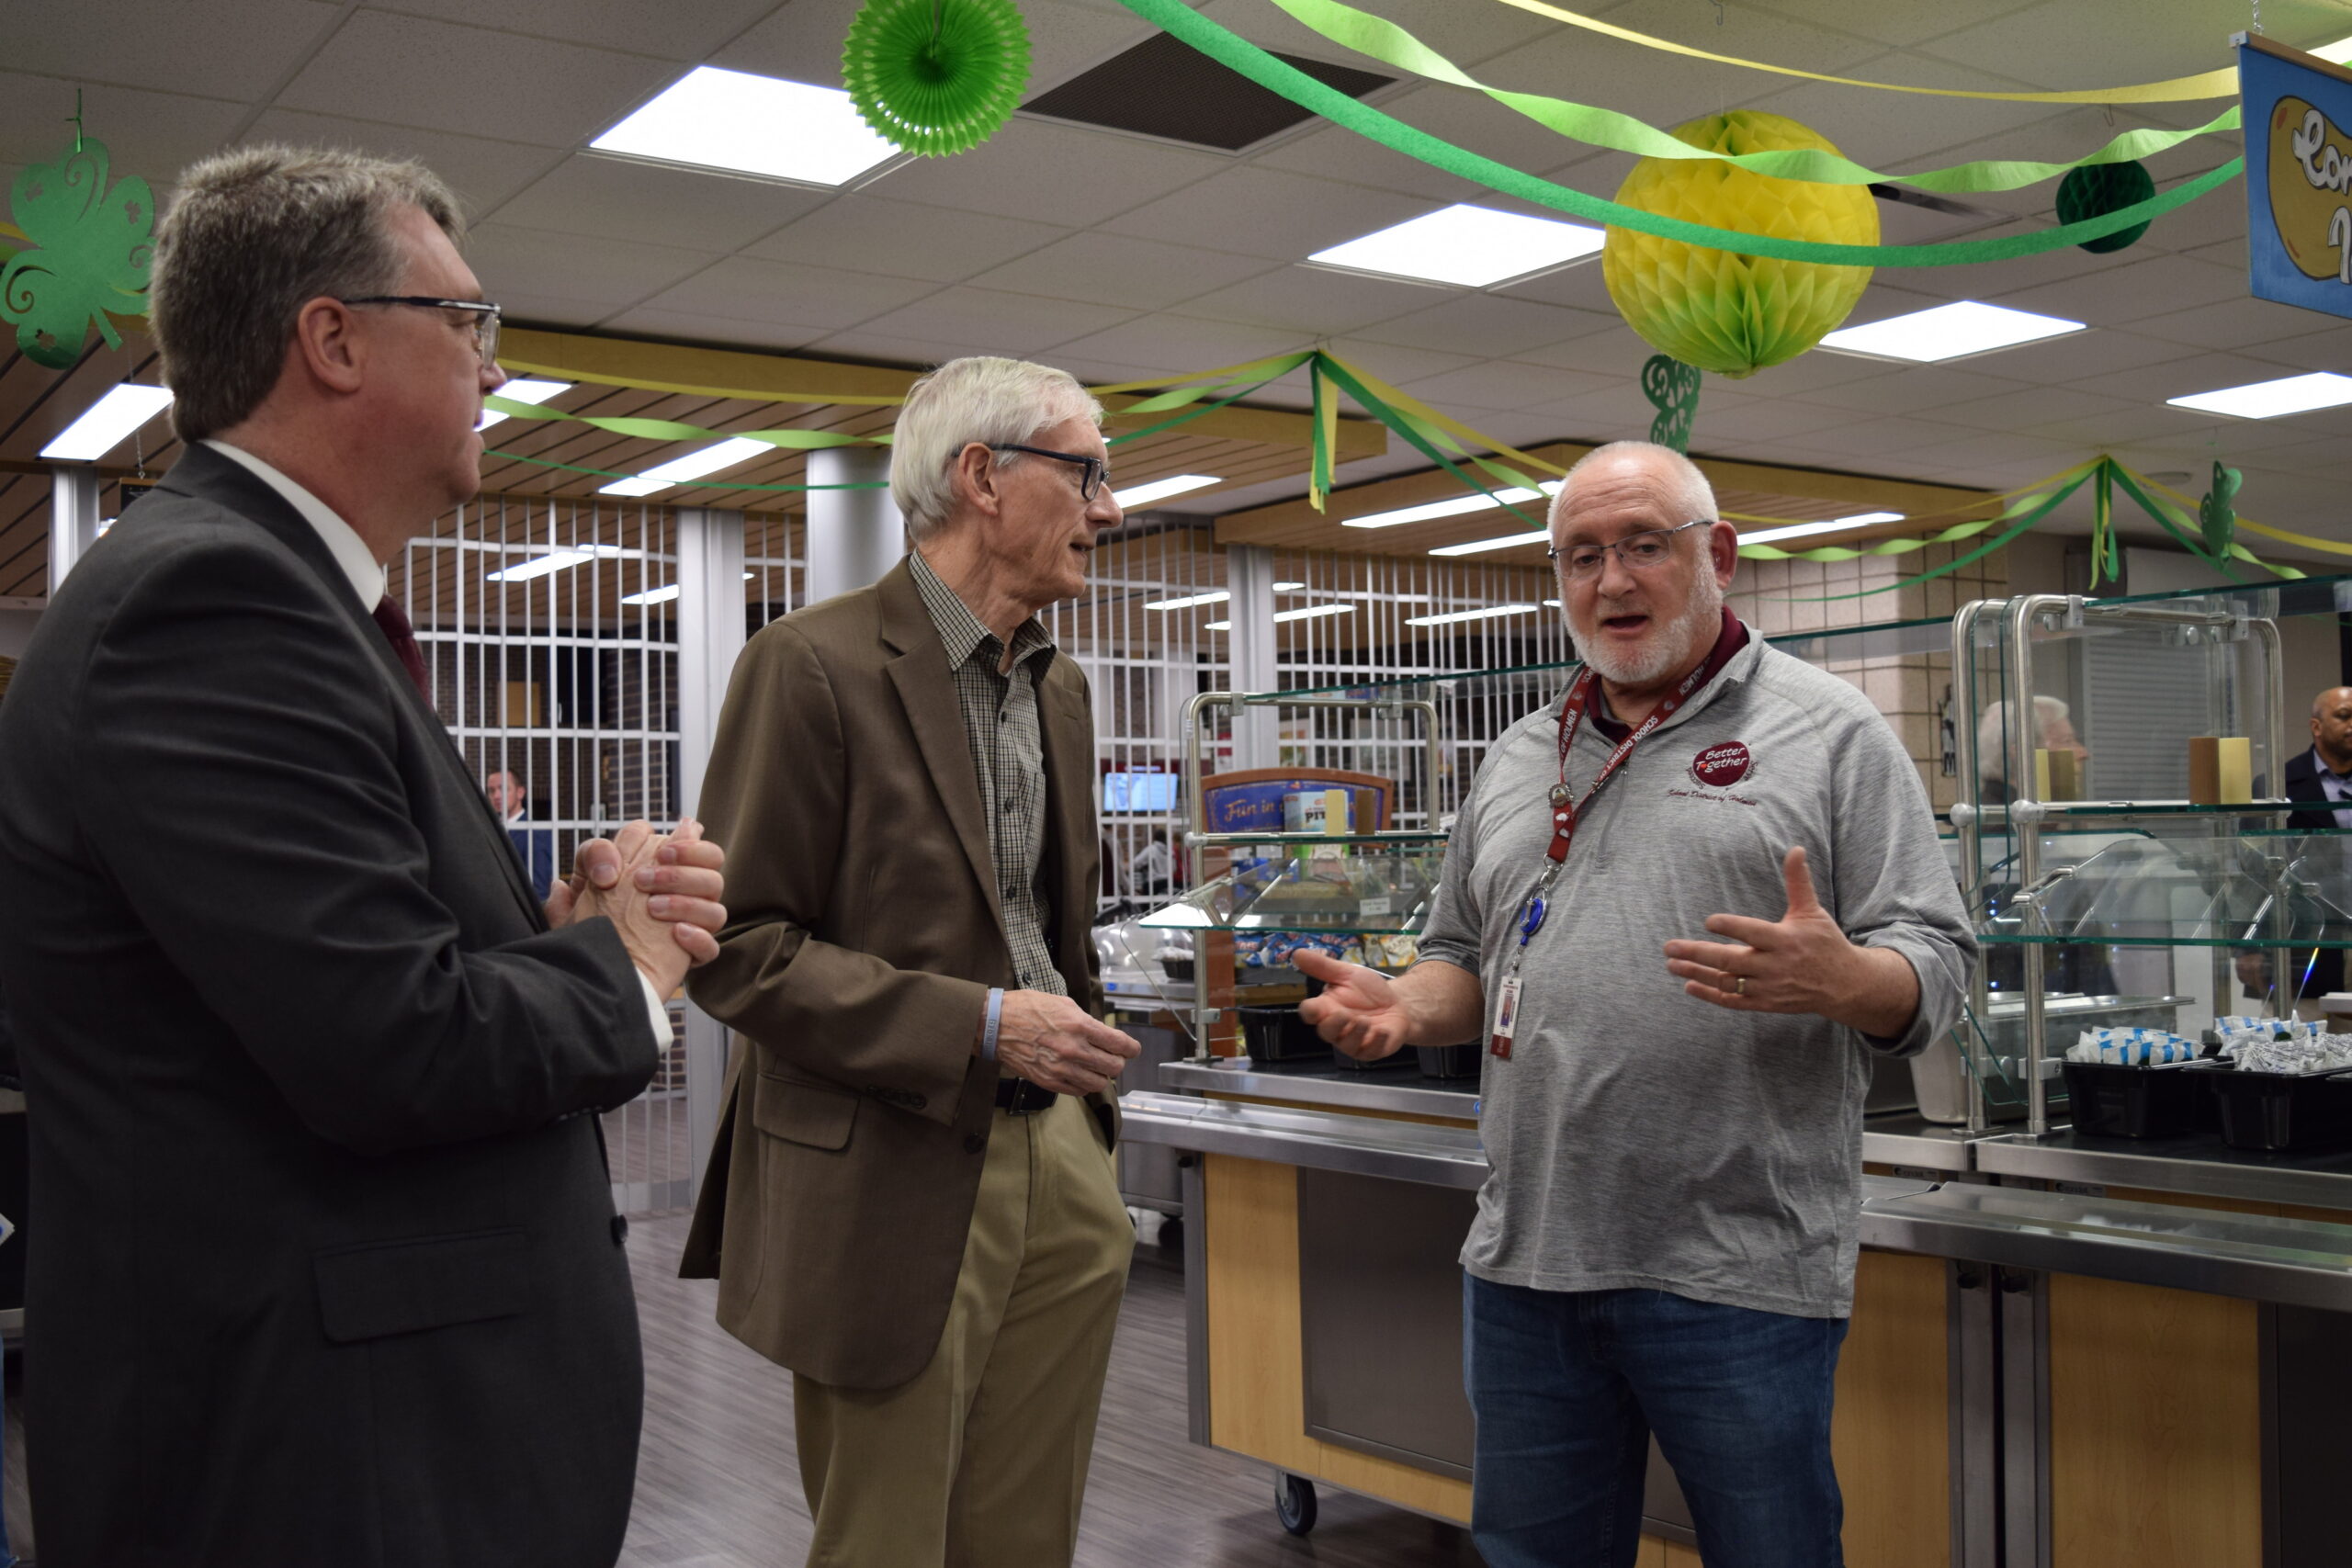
{"left": 1734, "top": 976, "right": 1746, "bottom": 997}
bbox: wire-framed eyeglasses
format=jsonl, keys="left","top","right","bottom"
{"left": 338, "top": 296, "right": 503, "bottom": 367}
{"left": 1547, "top": 519, "right": 1712, "bottom": 579}
{"left": 988, "top": 444, "right": 1110, "bottom": 502}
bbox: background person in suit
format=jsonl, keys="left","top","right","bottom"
{"left": 0, "top": 146, "right": 726, "bottom": 1568}
{"left": 683, "top": 356, "right": 1140, "bottom": 1568}
{"left": 2278, "top": 686, "right": 2352, "bottom": 1005}
{"left": 488, "top": 766, "right": 559, "bottom": 902}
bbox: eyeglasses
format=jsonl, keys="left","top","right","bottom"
{"left": 338, "top": 296, "right": 503, "bottom": 367}
{"left": 1547, "top": 519, "right": 1712, "bottom": 579}
{"left": 988, "top": 443, "right": 1110, "bottom": 502}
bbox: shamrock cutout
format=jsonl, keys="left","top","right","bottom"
{"left": 1641, "top": 355, "right": 1702, "bottom": 453}
{"left": 1, "top": 138, "right": 153, "bottom": 370}
{"left": 2199, "top": 460, "right": 2242, "bottom": 559}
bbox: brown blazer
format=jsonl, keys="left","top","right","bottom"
{"left": 680, "top": 559, "right": 1113, "bottom": 1389}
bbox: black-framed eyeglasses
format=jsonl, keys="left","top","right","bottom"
{"left": 338, "top": 295, "right": 503, "bottom": 367}
{"left": 988, "top": 443, "right": 1111, "bottom": 502}
{"left": 1547, "top": 519, "right": 1711, "bottom": 579}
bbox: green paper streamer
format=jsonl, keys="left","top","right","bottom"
{"left": 1264, "top": 0, "right": 2240, "bottom": 193}
{"left": 1764, "top": 471, "right": 2096, "bottom": 601}
{"left": 1316, "top": 355, "right": 1546, "bottom": 532}
{"left": 1112, "top": 0, "right": 2242, "bottom": 266}
{"left": 2, "top": 137, "right": 153, "bottom": 368}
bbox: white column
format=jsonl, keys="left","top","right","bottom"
{"left": 804, "top": 447, "right": 903, "bottom": 604}
{"left": 49, "top": 466, "right": 102, "bottom": 595}
{"left": 1226, "top": 543, "right": 1280, "bottom": 769}
{"left": 673, "top": 505, "right": 748, "bottom": 1201}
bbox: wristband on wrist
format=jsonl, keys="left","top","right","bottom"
{"left": 981, "top": 987, "right": 1005, "bottom": 1063}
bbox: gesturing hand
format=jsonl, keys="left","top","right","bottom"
{"left": 995, "top": 991, "right": 1141, "bottom": 1097}
{"left": 1664, "top": 846, "right": 1857, "bottom": 1015}
{"left": 1295, "top": 949, "right": 1409, "bottom": 1062}
{"left": 1662, "top": 846, "right": 1918, "bottom": 1035}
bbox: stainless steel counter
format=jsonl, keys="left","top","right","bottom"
{"left": 1158, "top": 1058, "right": 1980, "bottom": 1174}
{"left": 1974, "top": 1128, "right": 2352, "bottom": 1212}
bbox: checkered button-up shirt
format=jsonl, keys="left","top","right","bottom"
{"left": 908, "top": 548, "right": 1068, "bottom": 998}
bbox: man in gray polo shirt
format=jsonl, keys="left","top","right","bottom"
{"left": 1298, "top": 441, "right": 1971, "bottom": 1568}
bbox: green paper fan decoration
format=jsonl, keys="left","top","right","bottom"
{"left": 2055, "top": 159, "right": 2156, "bottom": 254}
{"left": 2, "top": 135, "right": 153, "bottom": 370}
{"left": 844, "top": 0, "right": 1031, "bottom": 158}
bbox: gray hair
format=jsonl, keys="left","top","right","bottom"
{"left": 1549, "top": 440, "right": 1718, "bottom": 529}
{"left": 889, "top": 356, "right": 1103, "bottom": 542}
{"left": 1976, "top": 695, "right": 2072, "bottom": 781}
{"left": 150, "top": 145, "right": 464, "bottom": 444}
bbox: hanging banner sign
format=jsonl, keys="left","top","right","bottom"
{"left": 2241, "top": 33, "right": 2352, "bottom": 317}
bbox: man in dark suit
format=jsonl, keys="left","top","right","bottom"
{"left": 0, "top": 147, "right": 726, "bottom": 1568}
{"left": 684, "top": 356, "right": 1139, "bottom": 1565}
{"left": 2280, "top": 686, "right": 2352, "bottom": 1003}
{"left": 489, "top": 766, "right": 559, "bottom": 902}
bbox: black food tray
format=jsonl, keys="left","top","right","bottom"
{"left": 2203, "top": 1064, "right": 2352, "bottom": 1152}
{"left": 1238, "top": 1004, "right": 1328, "bottom": 1064}
{"left": 2061, "top": 1059, "right": 2215, "bottom": 1140}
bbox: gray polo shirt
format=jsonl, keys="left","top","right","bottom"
{"left": 1419, "top": 628, "right": 1973, "bottom": 1318}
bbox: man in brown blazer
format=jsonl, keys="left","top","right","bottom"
{"left": 684, "top": 355, "right": 1141, "bottom": 1566}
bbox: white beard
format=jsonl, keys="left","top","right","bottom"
{"left": 1567, "top": 569, "right": 1725, "bottom": 687}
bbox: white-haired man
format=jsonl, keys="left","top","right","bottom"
{"left": 683, "top": 355, "right": 1140, "bottom": 1565}
{"left": 1298, "top": 441, "right": 1973, "bottom": 1568}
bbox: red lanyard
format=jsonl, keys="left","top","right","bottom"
{"left": 1545, "top": 622, "right": 1743, "bottom": 863}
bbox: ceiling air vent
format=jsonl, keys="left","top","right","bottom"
{"left": 1023, "top": 32, "right": 1392, "bottom": 152}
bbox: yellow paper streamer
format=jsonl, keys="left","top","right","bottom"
{"left": 1487, "top": 0, "right": 2238, "bottom": 104}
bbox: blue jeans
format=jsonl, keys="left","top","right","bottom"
{"left": 1464, "top": 1275, "right": 1848, "bottom": 1568}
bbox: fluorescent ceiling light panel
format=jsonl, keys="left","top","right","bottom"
{"left": 1146, "top": 581, "right": 1308, "bottom": 612}
{"left": 1740, "top": 512, "right": 1905, "bottom": 545}
{"left": 477, "top": 378, "right": 571, "bottom": 431}
{"left": 1274, "top": 581, "right": 1306, "bottom": 591}
{"left": 597, "top": 436, "right": 773, "bottom": 497}
{"left": 41, "top": 384, "right": 174, "bottom": 460}
{"left": 1311, "top": 204, "right": 1605, "bottom": 288}
{"left": 1113, "top": 474, "right": 1221, "bottom": 508}
{"left": 1202, "top": 604, "right": 1356, "bottom": 632}
{"left": 2312, "top": 33, "right": 2352, "bottom": 63}
{"left": 2166, "top": 372, "right": 2352, "bottom": 419}
{"left": 624, "top": 571, "right": 755, "bottom": 606}
{"left": 1346, "top": 481, "right": 1559, "bottom": 531}
{"left": 1430, "top": 529, "right": 1550, "bottom": 558}
{"left": 1407, "top": 604, "right": 1542, "bottom": 627}
{"left": 592, "top": 66, "right": 897, "bottom": 186}
{"left": 1820, "top": 300, "right": 2083, "bottom": 362}
{"left": 487, "top": 544, "right": 626, "bottom": 583}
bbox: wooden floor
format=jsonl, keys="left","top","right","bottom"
{"left": 623, "top": 1210, "right": 1487, "bottom": 1568}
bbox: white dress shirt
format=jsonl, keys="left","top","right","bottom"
{"left": 203, "top": 440, "right": 675, "bottom": 1046}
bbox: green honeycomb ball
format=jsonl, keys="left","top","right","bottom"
{"left": 2055, "top": 159, "right": 2155, "bottom": 254}
{"left": 1602, "top": 111, "right": 1878, "bottom": 379}
{"left": 844, "top": 0, "right": 1031, "bottom": 159}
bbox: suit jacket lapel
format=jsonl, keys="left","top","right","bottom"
{"left": 877, "top": 564, "right": 1003, "bottom": 930}
{"left": 157, "top": 446, "right": 546, "bottom": 931}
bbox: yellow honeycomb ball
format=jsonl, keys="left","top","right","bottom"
{"left": 1602, "top": 111, "right": 1878, "bottom": 379}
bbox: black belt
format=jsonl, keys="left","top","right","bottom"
{"left": 994, "top": 1078, "right": 1058, "bottom": 1115}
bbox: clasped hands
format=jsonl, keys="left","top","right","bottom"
{"left": 547, "top": 818, "right": 728, "bottom": 996}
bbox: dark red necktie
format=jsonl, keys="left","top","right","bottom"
{"left": 371, "top": 595, "right": 432, "bottom": 702}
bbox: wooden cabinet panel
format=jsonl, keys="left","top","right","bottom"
{"left": 1834, "top": 1249, "right": 1951, "bottom": 1568}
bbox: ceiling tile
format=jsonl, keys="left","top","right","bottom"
{"left": 1740, "top": 62, "right": 2077, "bottom": 170}
{"left": 635, "top": 254, "right": 940, "bottom": 329}
{"left": 1790, "top": 414, "right": 1987, "bottom": 458}
{"left": 465, "top": 222, "right": 723, "bottom": 312}
{"left": 1100, "top": 164, "right": 1435, "bottom": 261}
{"left": 1912, "top": 0, "right": 2250, "bottom": 93}
{"left": 1730, "top": 350, "right": 1905, "bottom": 395}
{"left": 1973, "top": 326, "right": 2188, "bottom": 385}
{"left": 1785, "top": 364, "right": 2026, "bottom": 415}
{"left": 1928, "top": 385, "right": 2139, "bottom": 432}
{"left": 746, "top": 195, "right": 1068, "bottom": 282}
{"left": 488, "top": 155, "right": 831, "bottom": 252}
{"left": 1688, "top": 398, "right": 1871, "bottom": 445}
{"left": 2128, "top": 296, "right": 2333, "bottom": 352}
{"left": 1491, "top": 259, "right": 1617, "bottom": 314}
{"left": 1006, "top": 0, "right": 1167, "bottom": 93}
{"left": 276, "top": 11, "right": 673, "bottom": 147}
{"left": 1203, "top": 0, "right": 1555, "bottom": 63}
{"left": 240, "top": 110, "right": 557, "bottom": 215}
{"left": 1250, "top": 124, "right": 1482, "bottom": 203}
{"left": 1317, "top": 338, "right": 1485, "bottom": 383}
{"left": 368, "top": 0, "right": 777, "bottom": 61}
{"left": 873, "top": 118, "right": 1226, "bottom": 228}
{"left": 490, "top": 289, "right": 627, "bottom": 330}
{"left": 1355, "top": 293, "right": 1620, "bottom": 358}
{"left": 1177, "top": 265, "right": 1447, "bottom": 335}
{"left": 1053, "top": 313, "right": 1311, "bottom": 369}
{"left": 0, "top": 73, "right": 245, "bottom": 178}
{"left": 596, "top": 307, "right": 831, "bottom": 354}
{"left": 706, "top": 0, "right": 864, "bottom": 89}
{"left": 1991, "top": 253, "right": 2247, "bottom": 327}
{"left": 8, "top": 0, "right": 343, "bottom": 99}
{"left": 1711, "top": 0, "right": 2040, "bottom": 51}
{"left": 1510, "top": 322, "right": 1673, "bottom": 378}
{"left": 1399, "top": 360, "right": 1617, "bottom": 413}
{"left": 969, "top": 232, "right": 1276, "bottom": 311}
{"left": 2105, "top": 347, "right": 2324, "bottom": 403}
{"left": 853, "top": 286, "right": 1137, "bottom": 354}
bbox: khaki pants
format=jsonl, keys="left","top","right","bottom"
{"left": 795, "top": 1093, "right": 1134, "bottom": 1567}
